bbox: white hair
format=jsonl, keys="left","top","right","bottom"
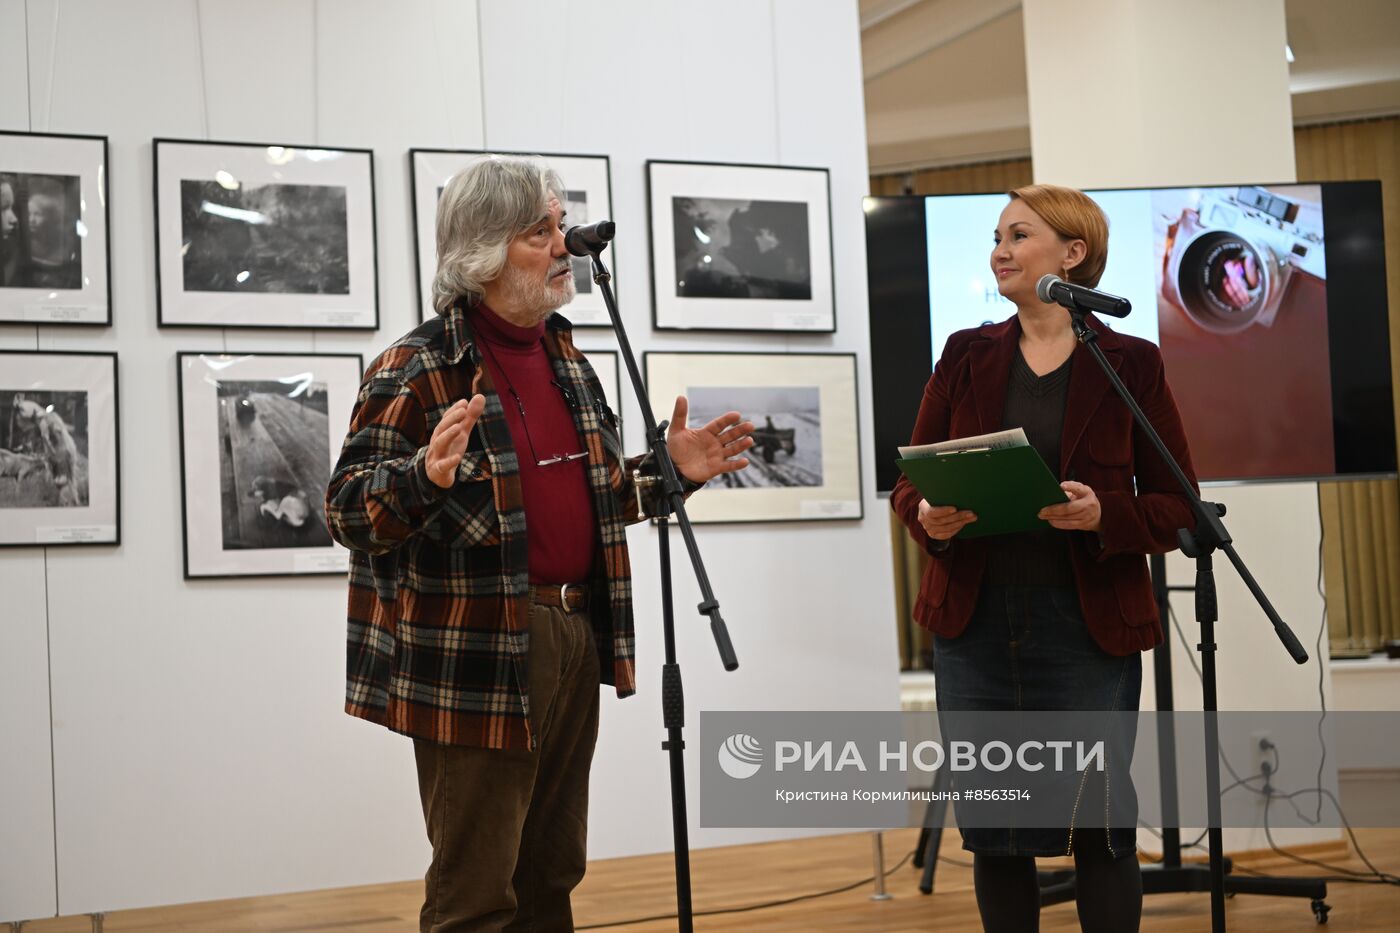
{"left": 431, "top": 155, "right": 564, "bottom": 315}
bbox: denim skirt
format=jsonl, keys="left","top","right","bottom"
{"left": 932, "top": 583, "right": 1142, "bottom": 857}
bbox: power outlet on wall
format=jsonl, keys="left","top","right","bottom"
{"left": 1250, "top": 730, "right": 1275, "bottom": 786}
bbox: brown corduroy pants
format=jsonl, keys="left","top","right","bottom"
{"left": 413, "top": 597, "right": 601, "bottom": 932}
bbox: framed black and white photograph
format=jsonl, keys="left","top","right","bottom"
{"left": 643, "top": 352, "right": 861, "bottom": 523}
{"left": 155, "top": 139, "right": 378, "bottom": 329}
{"left": 646, "top": 160, "right": 834, "bottom": 333}
{"left": 0, "top": 131, "right": 111, "bottom": 325}
{"left": 410, "top": 149, "right": 614, "bottom": 325}
{"left": 581, "top": 348, "right": 622, "bottom": 414}
{"left": 0, "top": 351, "right": 119, "bottom": 546}
{"left": 177, "top": 351, "right": 362, "bottom": 578}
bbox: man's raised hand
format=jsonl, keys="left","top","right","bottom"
{"left": 426, "top": 395, "right": 487, "bottom": 489}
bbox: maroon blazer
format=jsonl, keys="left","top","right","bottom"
{"left": 891, "top": 314, "right": 1199, "bottom": 656}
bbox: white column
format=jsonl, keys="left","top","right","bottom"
{"left": 1022, "top": 0, "right": 1295, "bottom": 187}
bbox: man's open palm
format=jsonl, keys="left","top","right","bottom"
{"left": 427, "top": 395, "right": 487, "bottom": 489}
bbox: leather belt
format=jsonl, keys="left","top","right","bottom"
{"left": 530, "top": 583, "right": 590, "bottom": 611}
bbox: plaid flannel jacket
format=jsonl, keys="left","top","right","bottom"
{"left": 326, "top": 303, "right": 671, "bottom": 750}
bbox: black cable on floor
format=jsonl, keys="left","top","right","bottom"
{"left": 1162, "top": 512, "right": 1400, "bottom": 893}
{"left": 1312, "top": 491, "right": 1330, "bottom": 826}
{"left": 1257, "top": 784, "right": 1400, "bottom": 887}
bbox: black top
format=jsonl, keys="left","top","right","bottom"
{"left": 983, "top": 348, "right": 1076, "bottom": 586}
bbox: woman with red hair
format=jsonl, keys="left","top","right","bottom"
{"left": 892, "top": 184, "right": 1199, "bottom": 932}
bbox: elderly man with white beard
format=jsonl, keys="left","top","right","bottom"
{"left": 326, "top": 155, "right": 755, "bottom": 932}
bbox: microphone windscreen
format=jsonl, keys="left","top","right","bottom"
{"left": 564, "top": 226, "right": 587, "bottom": 257}
{"left": 1036, "top": 274, "right": 1061, "bottom": 304}
{"left": 564, "top": 221, "right": 617, "bottom": 257}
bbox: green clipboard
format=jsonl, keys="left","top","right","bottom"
{"left": 895, "top": 445, "right": 1069, "bottom": 539}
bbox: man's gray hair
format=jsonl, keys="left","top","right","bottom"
{"left": 431, "top": 155, "right": 564, "bottom": 315}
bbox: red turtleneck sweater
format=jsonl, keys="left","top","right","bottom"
{"left": 471, "top": 303, "right": 597, "bottom": 584}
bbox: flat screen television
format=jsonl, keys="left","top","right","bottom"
{"left": 866, "top": 181, "right": 1395, "bottom": 493}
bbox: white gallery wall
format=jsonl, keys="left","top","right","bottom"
{"left": 0, "top": 0, "right": 898, "bottom": 920}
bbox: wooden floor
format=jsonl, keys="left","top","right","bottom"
{"left": 17, "top": 829, "right": 1400, "bottom": 931}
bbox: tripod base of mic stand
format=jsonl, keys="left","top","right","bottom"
{"left": 1037, "top": 859, "right": 1330, "bottom": 923}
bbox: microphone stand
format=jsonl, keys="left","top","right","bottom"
{"left": 1038, "top": 305, "right": 1321, "bottom": 932}
{"left": 581, "top": 236, "right": 739, "bottom": 933}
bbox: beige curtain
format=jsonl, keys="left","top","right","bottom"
{"left": 869, "top": 157, "right": 1035, "bottom": 199}
{"left": 872, "top": 158, "right": 1034, "bottom": 669}
{"left": 875, "top": 124, "right": 1400, "bottom": 661}
{"left": 1295, "top": 117, "right": 1400, "bottom": 655}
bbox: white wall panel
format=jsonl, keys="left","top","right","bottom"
{"left": 480, "top": 0, "right": 779, "bottom": 161}
{"left": 1023, "top": 0, "right": 1296, "bottom": 188}
{"left": 25, "top": 0, "right": 238, "bottom": 915}
{"left": 0, "top": 0, "right": 30, "bottom": 131}
{"left": 316, "top": 0, "right": 486, "bottom": 351}
{"left": 0, "top": 552, "right": 57, "bottom": 923}
{"left": 0, "top": 28, "right": 49, "bottom": 918}
{"left": 317, "top": 0, "right": 483, "bottom": 152}
{"left": 198, "top": 0, "right": 317, "bottom": 143}
{"left": 25, "top": 0, "right": 207, "bottom": 138}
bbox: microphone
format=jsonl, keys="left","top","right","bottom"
{"left": 564, "top": 220, "right": 616, "bottom": 257}
{"left": 1036, "top": 274, "right": 1131, "bottom": 318}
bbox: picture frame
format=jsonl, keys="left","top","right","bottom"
{"left": 176, "top": 351, "right": 363, "bottom": 578}
{"left": 0, "top": 350, "right": 120, "bottom": 546}
{"left": 646, "top": 160, "right": 835, "bottom": 333}
{"left": 581, "top": 348, "right": 622, "bottom": 414}
{"left": 154, "top": 138, "right": 378, "bottom": 330}
{"left": 643, "top": 352, "right": 862, "bottom": 524}
{"left": 0, "top": 131, "right": 112, "bottom": 325}
{"left": 410, "top": 149, "right": 615, "bottom": 326}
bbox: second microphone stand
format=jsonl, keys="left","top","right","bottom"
{"left": 582, "top": 239, "right": 738, "bottom": 933}
{"left": 1033, "top": 307, "right": 1319, "bottom": 932}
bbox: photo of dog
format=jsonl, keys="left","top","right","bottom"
{"left": 0, "top": 447, "right": 47, "bottom": 482}
{"left": 0, "top": 390, "right": 89, "bottom": 508}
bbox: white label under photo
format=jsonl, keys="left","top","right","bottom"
{"left": 36, "top": 524, "right": 117, "bottom": 544}
{"left": 294, "top": 551, "right": 350, "bottom": 574}
{"left": 302, "top": 308, "right": 368, "bottom": 327}
{"left": 772, "top": 311, "right": 826, "bottom": 331}
{"left": 798, "top": 500, "right": 861, "bottom": 519}
{"left": 24, "top": 304, "right": 98, "bottom": 322}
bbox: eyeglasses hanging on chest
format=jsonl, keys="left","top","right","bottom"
{"left": 504, "top": 379, "right": 589, "bottom": 467}
{"left": 478, "top": 339, "right": 590, "bottom": 468}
